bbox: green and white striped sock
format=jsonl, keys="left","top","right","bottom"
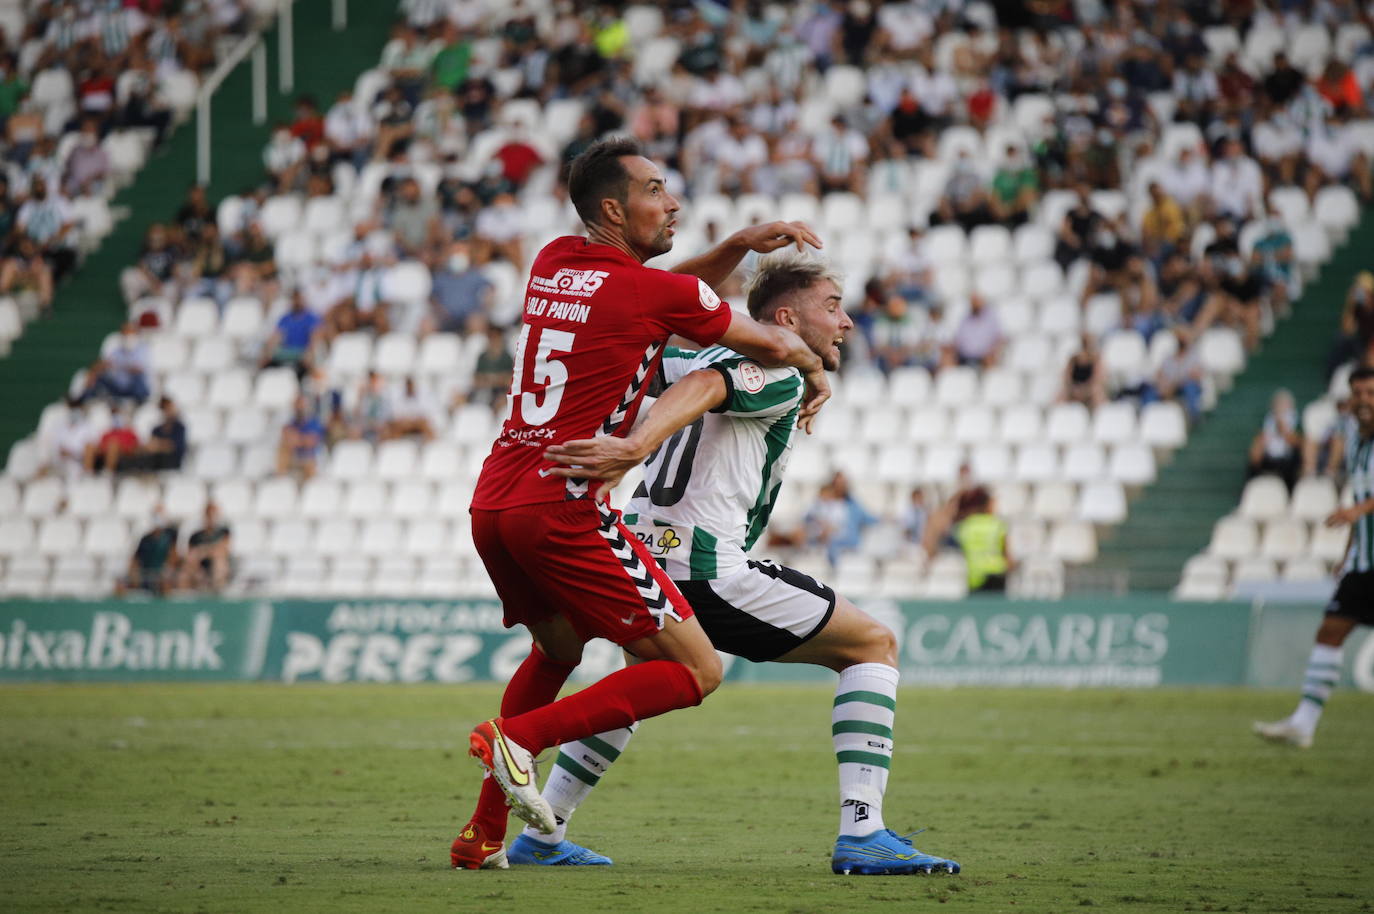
{"left": 833, "top": 662, "right": 899, "bottom": 838}
{"left": 1291, "top": 644, "right": 1341, "bottom": 733}
{"left": 523, "top": 724, "right": 638, "bottom": 845}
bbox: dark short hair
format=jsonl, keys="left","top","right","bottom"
{"left": 745, "top": 252, "right": 843, "bottom": 321}
{"left": 568, "top": 136, "right": 644, "bottom": 226}
{"left": 1351, "top": 366, "right": 1374, "bottom": 385}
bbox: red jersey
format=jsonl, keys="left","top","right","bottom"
{"left": 472, "top": 236, "right": 733, "bottom": 509}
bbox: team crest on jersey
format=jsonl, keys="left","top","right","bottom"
{"left": 530, "top": 268, "right": 610, "bottom": 298}
{"left": 697, "top": 279, "right": 721, "bottom": 311}
{"left": 738, "top": 361, "right": 766, "bottom": 393}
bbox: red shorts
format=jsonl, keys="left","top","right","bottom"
{"left": 471, "top": 499, "right": 694, "bottom": 645}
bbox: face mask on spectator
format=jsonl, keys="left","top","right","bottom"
{"left": 448, "top": 253, "right": 470, "bottom": 272}
{"left": 1107, "top": 79, "right": 1127, "bottom": 99}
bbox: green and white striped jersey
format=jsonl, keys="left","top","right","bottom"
{"left": 623, "top": 346, "right": 804, "bottom": 580}
{"left": 1341, "top": 415, "right": 1374, "bottom": 574}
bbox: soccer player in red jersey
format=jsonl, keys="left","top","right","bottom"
{"left": 452, "top": 137, "right": 832, "bottom": 869}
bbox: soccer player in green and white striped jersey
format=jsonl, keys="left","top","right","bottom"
{"left": 525, "top": 252, "right": 960, "bottom": 875}
{"left": 1255, "top": 366, "right": 1374, "bottom": 748}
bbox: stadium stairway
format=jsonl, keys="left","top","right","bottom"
{"left": 1092, "top": 205, "right": 1374, "bottom": 592}
{"left": 0, "top": 0, "right": 395, "bottom": 459}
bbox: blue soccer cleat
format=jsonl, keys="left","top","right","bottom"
{"left": 508, "top": 834, "right": 613, "bottom": 866}
{"left": 832, "top": 829, "right": 961, "bottom": 876}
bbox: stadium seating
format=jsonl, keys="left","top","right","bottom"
{"left": 0, "top": 2, "right": 1368, "bottom": 602}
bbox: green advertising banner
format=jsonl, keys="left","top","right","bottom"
{"left": 0, "top": 600, "right": 270, "bottom": 681}
{"left": 0, "top": 597, "right": 1363, "bottom": 690}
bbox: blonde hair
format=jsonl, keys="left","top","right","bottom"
{"left": 743, "top": 251, "right": 844, "bottom": 321}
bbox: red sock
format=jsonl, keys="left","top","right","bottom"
{"left": 500, "top": 660, "right": 703, "bottom": 755}
{"left": 469, "top": 645, "right": 576, "bottom": 839}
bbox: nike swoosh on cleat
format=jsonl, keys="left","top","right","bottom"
{"left": 492, "top": 724, "right": 531, "bottom": 786}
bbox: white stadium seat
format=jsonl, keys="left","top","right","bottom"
{"left": 1209, "top": 516, "right": 1257, "bottom": 560}
{"left": 1238, "top": 475, "right": 1289, "bottom": 520}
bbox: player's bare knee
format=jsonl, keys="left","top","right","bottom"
{"left": 863, "top": 621, "right": 899, "bottom": 667}
{"left": 691, "top": 652, "right": 724, "bottom": 698}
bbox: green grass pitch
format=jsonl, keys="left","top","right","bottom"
{"left": 2, "top": 683, "right": 1372, "bottom": 913}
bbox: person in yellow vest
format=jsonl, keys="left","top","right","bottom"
{"left": 953, "top": 486, "right": 1012, "bottom": 593}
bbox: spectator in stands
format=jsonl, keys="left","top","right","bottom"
{"left": 1251, "top": 98, "right": 1306, "bottom": 187}
{"left": 1251, "top": 208, "right": 1298, "bottom": 315}
{"left": 1194, "top": 219, "right": 1264, "bottom": 351}
{"left": 872, "top": 292, "right": 935, "bottom": 373}
{"left": 175, "top": 184, "right": 214, "bottom": 242}
{"left": 324, "top": 89, "right": 374, "bottom": 172}
{"left": 263, "top": 121, "right": 308, "bottom": 192}
{"left": 371, "top": 84, "right": 415, "bottom": 161}
{"left": 933, "top": 148, "right": 992, "bottom": 231}
{"left": 0, "top": 54, "right": 26, "bottom": 132}
{"left": 115, "top": 506, "right": 180, "bottom": 597}
{"left": 812, "top": 114, "right": 869, "bottom": 195}
{"left": 135, "top": 396, "right": 188, "bottom": 472}
{"left": 328, "top": 249, "right": 391, "bottom": 336}
{"left": 1142, "top": 328, "right": 1204, "bottom": 422}
{"left": 47, "top": 398, "right": 95, "bottom": 480}
{"left": 0, "top": 236, "right": 54, "bottom": 314}
{"left": 186, "top": 221, "right": 232, "bottom": 305}
{"left": 1173, "top": 53, "right": 1219, "bottom": 126}
{"left": 1330, "top": 271, "right": 1374, "bottom": 377}
{"left": 1160, "top": 147, "right": 1210, "bottom": 221}
{"left": 383, "top": 177, "right": 442, "bottom": 259}
{"left": 1304, "top": 106, "right": 1373, "bottom": 204}
{"left": 945, "top": 294, "right": 1002, "bottom": 369}
{"left": 117, "top": 54, "right": 173, "bottom": 147}
{"left": 351, "top": 371, "right": 391, "bottom": 442}
{"left": 900, "top": 488, "right": 928, "bottom": 547}
{"left": 277, "top": 396, "right": 326, "bottom": 479}
{"left": 17, "top": 176, "right": 76, "bottom": 283}
{"left": 1247, "top": 389, "right": 1303, "bottom": 491}
{"left": 384, "top": 376, "right": 438, "bottom": 442}
{"left": 1079, "top": 214, "right": 1138, "bottom": 306}
{"left": 472, "top": 190, "right": 525, "bottom": 270}
{"left": 1060, "top": 332, "right": 1107, "bottom": 408}
{"left": 882, "top": 225, "right": 932, "bottom": 306}
{"left": 469, "top": 325, "right": 514, "bottom": 408}
{"left": 259, "top": 290, "right": 321, "bottom": 377}
{"left": 805, "top": 471, "right": 877, "bottom": 567}
{"left": 227, "top": 221, "right": 279, "bottom": 301}
{"left": 430, "top": 240, "right": 492, "bottom": 333}
{"left": 81, "top": 321, "right": 151, "bottom": 404}
{"left": 989, "top": 144, "right": 1039, "bottom": 227}
{"left": 1263, "top": 51, "right": 1304, "bottom": 107}
{"left": 61, "top": 117, "right": 109, "bottom": 199}
{"left": 178, "top": 502, "right": 233, "bottom": 593}
{"left": 493, "top": 125, "right": 546, "bottom": 191}
{"left": 119, "top": 223, "right": 180, "bottom": 306}
{"left": 1208, "top": 137, "right": 1265, "bottom": 223}
{"left": 1053, "top": 185, "right": 1100, "bottom": 269}
{"left": 289, "top": 94, "right": 325, "bottom": 152}
{"left": 952, "top": 486, "right": 1012, "bottom": 594}
{"left": 712, "top": 113, "right": 769, "bottom": 195}
{"left": 86, "top": 408, "right": 140, "bottom": 474}
{"left": 1139, "top": 181, "right": 1187, "bottom": 261}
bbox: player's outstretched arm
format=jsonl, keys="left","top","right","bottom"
{"left": 544, "top": 369, "right": 729, "bottom": 499}
{"left": 671, "top": 221, "right": 823, "bottom": 289}
{"left": 715, "top": 310, "right": 830, "bottom": 432}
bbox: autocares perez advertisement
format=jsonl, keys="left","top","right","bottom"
{"left": 0, "top": 598, "right": 1368, "bottom": 690}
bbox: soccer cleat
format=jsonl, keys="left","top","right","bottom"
{"left": 450, "top": 821, "right": 509, "bottom": 870}
{"left": 1253, "top": 718, "right": 1314, "bottom": 749}
{"left": 468, "top": 718, "right": 557, "bottom": 834}
{"left": 508, "top": 834, "right": 613, "bottom": 866}
{"left": 832, "top": 829, "right": 961, "bottom": 876}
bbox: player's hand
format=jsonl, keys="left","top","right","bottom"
{"left": 544, "top": 436, "right": 644, "bottom": 483}
{"left": 1325, "top": 506, "right": 1363, "bottom": 527}
{"left": 798, "top": 367, "right": 830, "bottom": 434}
{"left": 735, "top": 221, "right": 823, "bottom": 255}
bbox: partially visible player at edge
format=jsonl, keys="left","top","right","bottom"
{"left": 452, "top": 136, "right": 831, "bottom": 870}
{"left": 1256, "top": 366, "right": 1374, "bottom": 749}
{"left": 522, "top": 253, "right": 958, "bottom": 875}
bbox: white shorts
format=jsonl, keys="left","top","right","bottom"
{"left": 676, "top": 559, "right": 836, "bottom": 662}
